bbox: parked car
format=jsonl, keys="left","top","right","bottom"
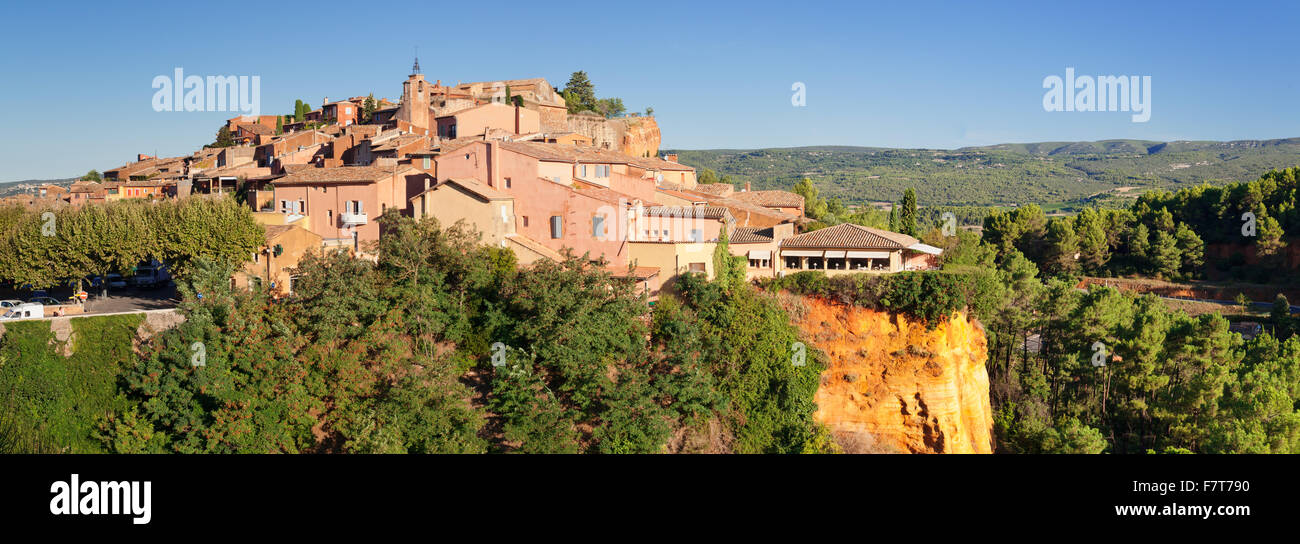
{"left": 0, "top": 299, "right": 23, "bottom": 309}
{"left": 0, "top": 303, "right": 43, "bottom": 320}
{"left": 106, "top": 274, "right": 127, "bottom": 289}
{"left": 30, "top": 289, "right": 49, "bottom": 298}
{"left": 28, "top": 296, "right": 61, "bottom": 306}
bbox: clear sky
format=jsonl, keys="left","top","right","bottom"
{"left": 2, "top": 0, "right": 1297, "bottom": 181}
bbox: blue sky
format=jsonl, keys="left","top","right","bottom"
{"left": 2, "top": 0, "right": 1297, "bottom": 181}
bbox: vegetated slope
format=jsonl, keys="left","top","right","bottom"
{"left": 668, "top": 138, "right": 1300, "bottom": 207}
{"left": 793, "top": 297, "right": 992, "bottom": 454}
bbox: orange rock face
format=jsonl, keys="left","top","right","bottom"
{"left": 795, "top": 298, "right": 993, "bottom": 454}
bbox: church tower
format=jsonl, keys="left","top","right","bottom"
{"left": 396, "top": 54, "right": 429, "bottom": 132}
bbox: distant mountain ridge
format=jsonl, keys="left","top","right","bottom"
{"left": 668, "top": 137, "right": 1300, "bottom": 208}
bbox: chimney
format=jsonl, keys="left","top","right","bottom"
{"left": 487, "top": 140, "right": 500, "bottom": 188}
{"left": 514, "top": 104, "right": 521, "bottom": 134}
{"left": 665, "top": 153, "right": 678, "bottom": 163}
{"left": 323, "top": 96, "right": 329, "bottom": 106}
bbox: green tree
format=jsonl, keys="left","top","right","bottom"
{"left": 594, "top": 97, "right": 625, "bottom": 118}
{"left": 561, "top": 71, "right": 597, "bottom": 113}
{"left": 1150, "top": 230, "right": 1182, "bottom": 279}
{"left": 81, "top": 170, "right": 102, "bottom": 182}
{"left": 899, "top": 188, "right": 917, "bottom": 236}
{"left": 361, "top": 93, "right": 377, "bottom": 123}
{"left": 1073, "top": 208, "right": 1110, "bottom": 272}
{"left": 1271, "top": 294, "right": 1293, "bottom": 340}
{"left": 1043, "top": 219, "right": 1080, "bottom": 276}
{"left": 213, "top": 126, "right": 235, "bottom": 148}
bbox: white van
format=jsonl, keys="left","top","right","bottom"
{"left": 0, "top": 303, "right": 43, "bottom": 320}
{"left": 131, "top": 261, "right": 172, "bottom": 288}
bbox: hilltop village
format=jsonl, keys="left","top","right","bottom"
{"left": 8, "top": 63, "right": 940, "bottom": 298}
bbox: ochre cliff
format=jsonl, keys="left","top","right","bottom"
{"left": 795, "top": 298, "right": 993, "bottom": 454}
{"left": 566, "top": 113, "right": 660, "bottom": 157}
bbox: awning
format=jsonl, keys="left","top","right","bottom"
{"left": 907, "top": 243, "right": 943, "bottom": 255}
{"left": 783, "top": 250, "right": 824, "bottom": 257}
{"left": 823, "top": 250, "right": 847, "bottom": 259}
{"left": 847, "top": 250, "right": 891, "bottom": 259}
{"left": 747, "top": 250, "right": 771, "bottom": 259}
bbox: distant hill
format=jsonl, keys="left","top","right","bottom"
{"left": 666, "top": 138, "right": 1300, "bottom": 208}
{"left": 0, "top": 178, "right": 76, "bottom": 198}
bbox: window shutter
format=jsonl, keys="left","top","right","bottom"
{"left": 550, "top": 216, "right": 563, "bottom": 239}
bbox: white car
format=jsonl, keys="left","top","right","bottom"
{"left": 0, "top": 299, "right": 23, "bottom": 309}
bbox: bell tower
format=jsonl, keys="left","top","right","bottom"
{"left": 396, "top": 53, "right": 429, "bottom": 132}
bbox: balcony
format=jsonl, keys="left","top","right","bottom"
{"left": 340, "top": 212, "right": 368, "bottom": 226}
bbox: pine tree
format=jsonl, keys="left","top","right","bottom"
{"left": 214, "top": 126, "right": 235, "bottom": 148}
{"left": 1271, "top": 294, "right": 1293, "bottom": 340}
{"left": 562, "top": 71, "right": 596, "bottom": 113}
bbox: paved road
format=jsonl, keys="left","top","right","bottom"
{"left": 83, "top": 285, "right": 180, "bottom": 314}
{"left": 3, "top": 284, "right": 179, "bottom": 315}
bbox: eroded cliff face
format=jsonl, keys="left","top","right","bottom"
{"left": 795, "top": 298, "right": 993, "bottom": 454}
{"left": 566, "top": 114, "right": 660, "bottom": 157}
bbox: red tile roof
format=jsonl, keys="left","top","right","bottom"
{"left": 780, "top": 223, "right": 918, "bottom": 249}
{"left": 275, "top": 165, "right": 410, "bottom": 185}
{"left": 732, "top": 190, "right": 804, "bottom": 208}
{"left": 730, "top": 226, "right": 775, "bottom": 244}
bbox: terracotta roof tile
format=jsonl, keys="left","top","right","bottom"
{"left": 730, "top": 226, "right": 775, "bottom": 244}
{"left": 732, "top": 190, "right": 804, "bottom": 208}
{"left": 275, "top": 165, "right": 410, "bottom": 185}
{"left": 780, "top": 223, "right": 918, "bottom": 249}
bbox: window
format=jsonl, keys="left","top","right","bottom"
{"left": 807, "top": 257, "right": 825, "bottom": 270}
{"left": 580, "top": 164, "right": 588, "bottom": 177}
{"left": 550, "top": 216, "right": 563, "bottom": 238}
{"left": 328, "top": 210, "right": 333, "bottom": 223}
{"left": 422, "top": 157, "right": 431, "bottom": 169}
{"left": 592, "top": 216, "right": 606, "bottom": 239}
{"left": 298, "top": 200, "right": 306, "bottom": 214}
{"left": 749, "top": 259, "right": 769, "bottom": 268}
{"left": 596, "top": 164, "right": 609, "bottom": 177}
{"left": 504, "top": 177, "right": 512, "bottom": 188}
{"left": 689, "top": 229, "right": 703, "bottom": 242}
{"left": 522, "top": 216, "right": 529, "bottom": 227}
{"left": 785, "top": 257, "right": 803, "bottom": 269}
{"left": 688, "top": 263, "right": 707, "bottom": 273}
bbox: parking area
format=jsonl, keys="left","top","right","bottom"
{"left": 1, "top": 283, "right": 179, "bottom": 316}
